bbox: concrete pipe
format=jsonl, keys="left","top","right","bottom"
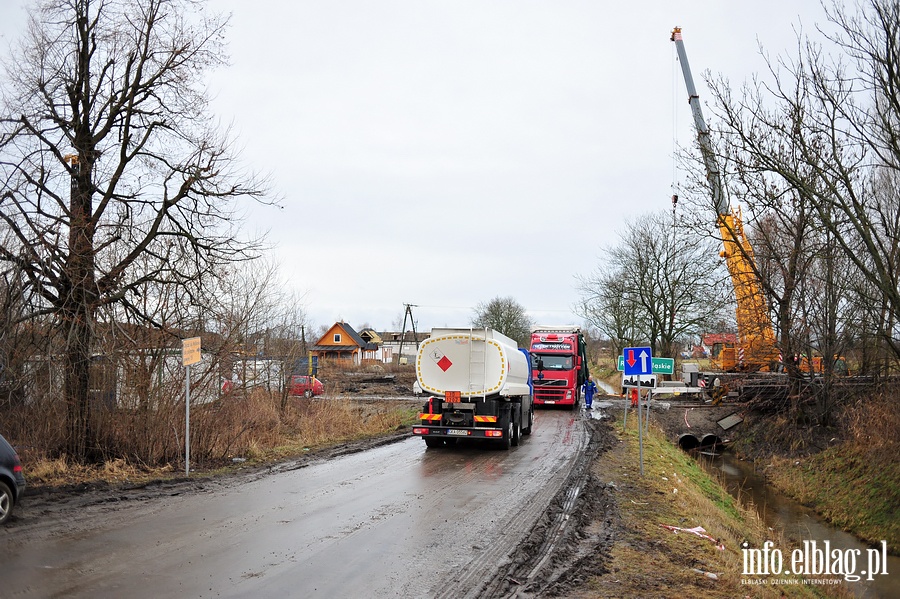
{"left": 678, "top": 433, "right": 701, "bottom": 451}
{"left": 700, "top": 433, "right": 723, "bottom": 449}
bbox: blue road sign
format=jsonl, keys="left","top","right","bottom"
{"left": 622, "top": 346, "right": 653, "bottom": 376}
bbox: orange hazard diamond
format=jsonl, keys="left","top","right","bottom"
{"left": 437, "top": 356, "right": 452, "bottom": 371}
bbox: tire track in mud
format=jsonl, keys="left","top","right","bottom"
{"left": 431, "top": 411, "right": 595, "bottom": 599}
{"left": 483, "top": 415, "right": 619, "bottom": 598}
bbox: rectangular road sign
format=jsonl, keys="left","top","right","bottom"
{"left": 622, "top": 374, "right": 657, "bottom": 388}
{"left": 182, "top": 337, "right": 201, "bottom": 366}
{"left": 622, "top": 346, "right": 652, "bottom": 376}
{"left": 617, "top": 355, "right": 674, "bottom": 375}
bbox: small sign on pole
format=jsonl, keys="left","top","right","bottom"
{"left": 622, "top": 346, "right": 653, "bottom": 376}
{"left": 182, "top": 337, "right": 201, "bottom": 476}
{"left": 182, "top": 337, "right": 201, "bottom": 366}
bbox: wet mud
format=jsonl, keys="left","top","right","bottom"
{"left": 485, "top": 414, "right": 620, "bottom": 598}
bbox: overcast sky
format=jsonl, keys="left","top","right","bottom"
{"left": 0, "top": 1, "right": 831, "bottom": 334}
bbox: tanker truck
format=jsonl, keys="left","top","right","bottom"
{"left": 412, "top": 328, "right": 535, "bottom": 449}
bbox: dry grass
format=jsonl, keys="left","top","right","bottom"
{"left": 843, "top": 388, "right": 900, "bottom": 465}
{"left": 765, "top": 389, "right": 900, "bottom": 553}
{"left": 25, "top": 455, "right": 175, "bottom": 487}
{"left": 14, "top": 390, "right": 419, "bottom": 488}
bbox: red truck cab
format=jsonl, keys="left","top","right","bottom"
{"left": 529, "top": 327, "right": 588, "bottom": 408}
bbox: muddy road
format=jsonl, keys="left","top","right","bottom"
{"left": 0, "top": 408, "right": 614, "bottom": 598}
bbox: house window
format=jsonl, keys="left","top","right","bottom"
{"left": 333, "top": 333, "right": 341, "bottom": 343}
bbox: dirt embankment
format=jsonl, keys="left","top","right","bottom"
{"left": 323, "top": 367, "right": 418, "bottom": 398}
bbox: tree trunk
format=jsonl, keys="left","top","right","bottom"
{"left": 64, "top": 307, "right": 92, "bottom": 461}
{"left": 64, "top": 155, "right": 98, "bottom": 462}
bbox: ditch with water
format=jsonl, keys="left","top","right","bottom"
{"left": 700, "top": 451, "right": 899, "bottom": 598}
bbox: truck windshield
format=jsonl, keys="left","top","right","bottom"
{"left": 532, "top": 355, "right": 573, "bottom": 370}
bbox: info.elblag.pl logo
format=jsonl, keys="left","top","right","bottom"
{"left": 742, "top": 540, "right": 890, "bottom": 585}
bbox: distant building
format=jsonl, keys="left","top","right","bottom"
{"left": 700, "top": 333, "right": 737, "bottom": 360}
{"left": 311, "top": 322, "right": 378, "bottom": 365}
{"left": 378, "top": 330, "right": 429, "bottom": 365}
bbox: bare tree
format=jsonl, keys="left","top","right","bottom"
{"left": 0, "top": 0, "right": 270, "bottom": 461}
{"left": 202, "top": 258, "right": 308, "bottom": 410}
{"left": 576, "top": 269, "right": 642, "bottom": 359}
{"left": 472, "top": 296, "right": 534, "bottom": 346}
{"left": 701, "top": 0, "right": 900, "bottom": 368}
{"left": 577, "top": 211, "right": 728, "bottom": 360}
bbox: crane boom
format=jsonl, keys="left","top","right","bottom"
{"left": 671, "top": 27, "right": 779, "bottom": 371}
{"left": 670, "top": 27, "right": 727, "bottom": 216}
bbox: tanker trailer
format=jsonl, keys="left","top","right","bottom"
{"left": 412, "top": 328, "right": 535, "bottom": 449}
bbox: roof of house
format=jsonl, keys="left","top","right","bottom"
{"left": 312, "top": 322, "right": 377, "bottom": 352}
{"left": 358, "top": 328, "right": 383, "bottom": 344}
{"left": 701, "top": 333, "right": 738, "bottom": 345}
{"left": 379, "top": 330, "right": 430, "bottom": 343}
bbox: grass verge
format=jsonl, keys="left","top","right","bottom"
{"left": 22, "top": 396, "right": 420, "bottom": 489}
{"left": 583, "top": 414, "right": 851, "bottom": 598}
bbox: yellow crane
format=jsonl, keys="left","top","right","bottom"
{"left": 671, "top": 27, "right": 780, "bottom": 372}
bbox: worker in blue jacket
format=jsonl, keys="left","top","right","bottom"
{"left": 582, "top": 375, "right": 598, "bottom": 410}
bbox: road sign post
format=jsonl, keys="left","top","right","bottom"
{"left": 182, "top": 337, "right": 201, "bottom": 476}
{"left": 621, "top": 347, "right": 652, "bottom": 476}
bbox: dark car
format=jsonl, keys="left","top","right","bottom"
{"left": 0, "top": 433, "right": 26, "bottom": 524}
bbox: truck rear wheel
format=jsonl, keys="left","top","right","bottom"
{"left": 498, "top": 409, "right": 513, "bottom": 450}
{"left": 512, "top": 415, "right": 521, "bottom": 447}
{"left": 522, "top": 404, "right": 534, "bottom": 435}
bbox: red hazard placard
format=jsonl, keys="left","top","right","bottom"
{"left": 429, "top": 348, "right": 453, "bottom": 372}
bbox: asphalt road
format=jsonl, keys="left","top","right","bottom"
{"left": 1, "top": 408, "right": 591, "bottom": 598}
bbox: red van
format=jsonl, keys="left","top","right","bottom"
{"left": 289, "top": 375, "right": 324, "bottom": 398}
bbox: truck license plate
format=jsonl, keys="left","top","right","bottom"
{"left": 446, "top": 429, "right": 469, "bottom": 436}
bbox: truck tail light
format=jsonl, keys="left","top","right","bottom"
{"left": 485, "top": 430, "right": 503, "bottom": 438}
{"left": 413, "top": 427, "right": 430, "bottom": 435}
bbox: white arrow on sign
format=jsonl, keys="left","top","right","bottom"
{"left": 639, "top": 349, "right": 649, "bottom": 374}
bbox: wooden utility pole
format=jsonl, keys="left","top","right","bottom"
{"left": 397, "top": 304, "right": 419, "bottom": 365}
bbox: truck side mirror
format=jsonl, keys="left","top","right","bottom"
{"left": 537, "top": 358, "right": 544, "bottom": 371}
